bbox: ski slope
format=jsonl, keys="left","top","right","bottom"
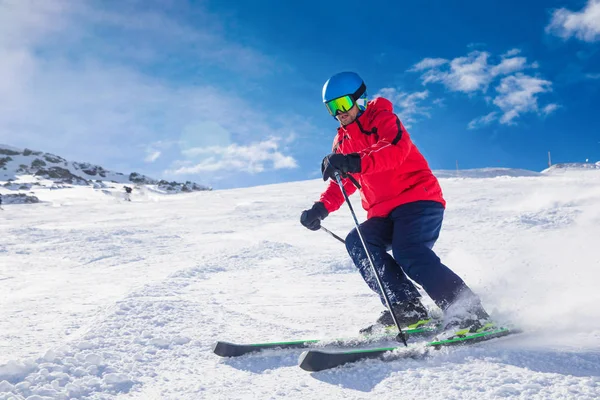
{"left": 1, "top": 169, "right": 600, "bottom": 399}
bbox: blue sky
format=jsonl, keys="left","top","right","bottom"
{"left": 1, "top": 0, "right": 599, "bottom": 189}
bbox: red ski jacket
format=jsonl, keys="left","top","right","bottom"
{"left": 319, "top": 97, "right": 445, "bottom": 219}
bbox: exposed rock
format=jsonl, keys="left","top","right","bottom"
{"left": 157, "top": 179, "right": 211, "bottom": 193}
{"left": 2, "top": 193, "right": 40, "bottom": 204}
{"left": 0, "top": 156, "right": 12, "bottom": 168}
{"left": 129, "top": 172, "right": 157, "bottom": 185}
{"left": 0, "top": 148, "right": 20, "bottom": 156}
{"left": 31, "top": 159, "right": 47, "bottom": 169}
{"left": 34, "top": 167, "right": 88, "bottom": 185}
{"left": 74, "top": 162, "right": 108, "bottom": 178}
{"left": 22, "top": 148, "right": 42, "bottom": 156}
{"left": 43, "top": 153, "right": 67, "bottom": 164}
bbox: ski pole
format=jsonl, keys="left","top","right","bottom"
{"left": 322, "top": 223, "right": 426, "bottom": 292}
{"left": 333, "top": 171, "right": 407, "bottom": 346}
{"left": 320, "top": 226, "right": 345, "bottom": 244}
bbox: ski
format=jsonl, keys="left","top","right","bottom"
{"left": 298, "top": 326, "right": 518, "bottom": 372}
{"left": 212, "top": 323, "right": 440, "bottom": 357}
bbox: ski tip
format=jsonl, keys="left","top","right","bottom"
{"left": 298, "top": 350, "right": 344, "bottom": 372}
{"left": 298, "top": 350, "right": 322, "bottom": 372}
{"left": 213, "top": 341, "right": 238, "bottom": 357}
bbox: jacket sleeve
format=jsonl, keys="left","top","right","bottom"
{"left": 319, "top": 176, "right": 357, "bottom": 213}
{"left": 317, "top": 134, "right": 358, "bottom": 213}
{"left": 358, "top": 111, "right": 413, "bottom": 174}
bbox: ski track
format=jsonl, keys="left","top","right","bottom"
{"left": 1, "top": 171, "right": 600, "bottom": 399}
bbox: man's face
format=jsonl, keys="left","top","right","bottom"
{"left": 335, "top": 104, "right": 360, "bottom": 126}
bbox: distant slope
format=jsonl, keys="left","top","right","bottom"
{"left": 542, "top": 162, "right": 600, "bottom": 173}
{"left": 0, "top": 144, "right": 210, "bottom": 194}
{"left": 434, "top": 167, "right": 542, "bottom": 179}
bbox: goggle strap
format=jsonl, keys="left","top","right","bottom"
{"left": 352, "top": 82, "right": 366, "bottom": 101}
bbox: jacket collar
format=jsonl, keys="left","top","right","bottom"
{"left": 337, "top": 97, "right": 394, "bottom": 134}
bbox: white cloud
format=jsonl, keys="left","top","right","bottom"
{"left": 546, "top": 0, "right": 600, "bottom": 42}
{"left": 490, "top": 56, "right": 528, "bottom": 77}
{"left": 586, "top": 73, "right": 600, "bottom": 79}
{"left": 145, "top": 151, "right": 161, "bottom": 163}
{"left": 468, "top": 112, "right": 498, "bottom": 130}
{"left": 502, "top": 49, "right": 522, "bottom": 57}
{"left": 410, "top": 58, "right": 448, "bottom": 71}
{"left": 413, "top": 50, "right": 533, "bottom": 93}
{"left": 419, "top": 51, "right": 491, "bottom": 92}
{"left": 542, "top": 103, "right": 560, "bottom": 116}
{"left": 0, "top": 1, "right": 301, "bottom": 186}
{"left": 411, "top": 49, "right": 554, "bottom": 126}
{"left": 375, "top": 88, "right": 430, "bottom": 127}
{"left": 493, "top": 74, "right": 553, "bottom": 124}
{"left": 172, "top": 138, "right": 297, "bottom": 174}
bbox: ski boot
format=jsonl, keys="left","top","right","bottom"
{"left": 360, "top": 298, "right": 431, "bottom": 336}
{"left": 439, "top": 302, "right": 496, "bottom": 340}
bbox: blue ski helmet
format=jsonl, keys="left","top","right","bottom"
{"left": 322, "top": 72, "right": 368, "bottom": 116}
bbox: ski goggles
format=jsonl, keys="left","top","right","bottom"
{"left": 325, "top": 95, "right": 355, "bottom": 116}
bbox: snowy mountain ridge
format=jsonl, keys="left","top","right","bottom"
{"left": 0, "top": 144, "right": 210, "bottom": 203}
{"left": 542, "top": 162, "right": 600, "bottom": 173}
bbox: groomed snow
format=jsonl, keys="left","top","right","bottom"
{"left": 1, "top": 169, "right": 600, "bottom": 399}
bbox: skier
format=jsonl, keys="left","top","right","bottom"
{"left": 124, "top": 186, "right": 132, "bottom": 202}
{"left": 0, "top": 194, "right": 3, "bottom": 210}
{"left": 300, "top": 71, "right": 490, "bottom": 335}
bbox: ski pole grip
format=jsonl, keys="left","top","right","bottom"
{"left": 332, "top": 171, "right": 361, "bottom": 190}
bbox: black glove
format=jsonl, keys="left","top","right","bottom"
{"left": 321, "top": 153, "right": 361, "bottom": 181}
{"left": 300, "top": 202, "right": 329, "bottom": 231}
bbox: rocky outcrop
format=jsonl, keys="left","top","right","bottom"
{"left": 73, "top": 162, "right": 108, "bottom": 178}
{"left": 0, "top": 144, "right": 211, "bottom": 192}
{"left": 43, "top": 153, "right": 67, "bottom": 164}
{"left": 129, "top": 172, "right": 157, "bottom": 185}
{"left": 1, "top": 193, "right": 40, "bottom": 204}
{"left": 0, "top": 157, "right": 12, "bottom": 168}
{"left": 34, "top": 167, "right": 89, "bottom": 185}
{"left": 157, "top": 180, "right": 211, "bottom": 193}
{"left": 0, "top": 148, "right": 20, "bottom": 156}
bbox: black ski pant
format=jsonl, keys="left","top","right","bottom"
{"left": 345, "top": 200, "right": 477, "bottom": 310}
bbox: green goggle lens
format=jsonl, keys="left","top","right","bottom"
{"left": 325, "top": 95, "right": 355, "bottom": 116}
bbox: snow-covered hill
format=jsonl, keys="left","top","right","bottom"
{"left": 543, "top": 162, "right": 600, "bottom": 173}
{"left": 1, "top": 169, "right": 600, "bottom": 399}
{"left": 434, "top": 167, "right": 542, "bottom": 179}
{"left": 0, "top": 144, "right": 210, "bottom": 203}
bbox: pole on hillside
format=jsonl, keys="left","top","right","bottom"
{"left": 548, "top": 151, "right": 552, "bottom": 167}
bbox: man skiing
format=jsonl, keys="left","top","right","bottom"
{"left": 124, "top": 186, "right": 132, "bottom": 202}
{"left": 300, "top": 71, "right": 490, "bottom": 335}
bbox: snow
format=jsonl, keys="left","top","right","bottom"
{"left": 1, "top": 168, "right": 600, "bottom": 399}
